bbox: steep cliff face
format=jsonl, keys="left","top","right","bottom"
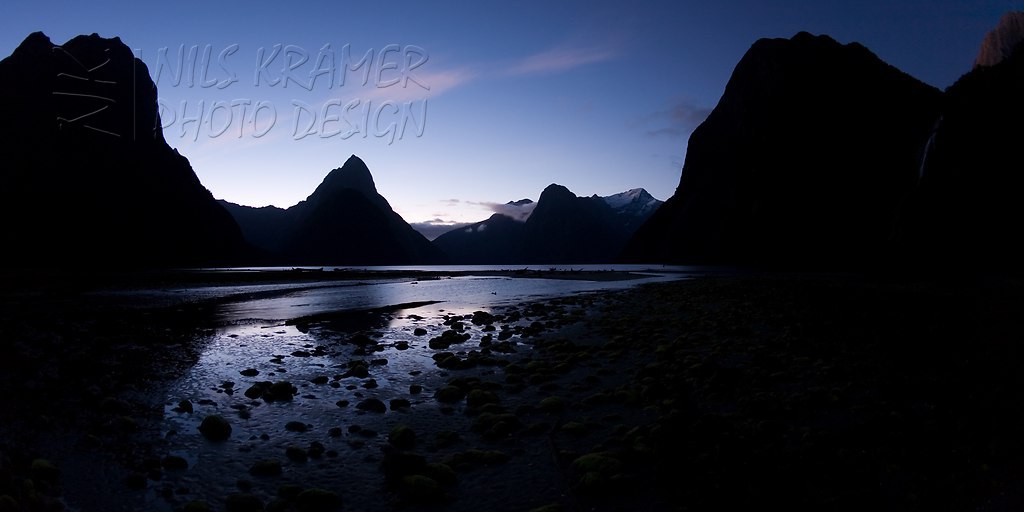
{"left": 222, "top": 156, "right": 446, "bottom": 265}
{"left": 0, "top": 32, "right": 246, "bottom": 267}
{"left": 623, "top": 32, "right": 941, "bottom": 266}
{"left": 974, "top": 11, "right": 1024, "bottom": 68}
{"left": 901, "top": 14, "right": 1024, "bottom": 266}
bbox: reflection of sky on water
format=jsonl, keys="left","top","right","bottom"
{"left": 148, "top": 271, "right": 693, "bottom": 510}
{"left": 213, "top": 273, "right": 683, "bottom": 325}
{"left": 156, "top": 280, "right": 607, "bottom": 510}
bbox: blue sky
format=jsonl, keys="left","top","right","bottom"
{"left": 3, "top": 0, "right": 1021, "bottom": 231}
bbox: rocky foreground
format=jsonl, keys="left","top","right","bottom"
{"left": 2, "top": 274, "right": 1024, "bottom": 511}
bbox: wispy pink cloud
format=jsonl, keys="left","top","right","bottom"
{"left": 354, "top": 67, "right": 478, "bottom": 102}
{"left": 504, "top": 44, "right": 620, "bottom": 76}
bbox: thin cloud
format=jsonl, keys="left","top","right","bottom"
{"left": 356, "top": 67, "right": 478, "bottom": 102}
{"left": 449, "top": 199, "right": 536, "bottom": 222}
{"left": 411, "top": 197, "right": 536, "bottom": 240}
{"left": 482, "top": 200, "right": 536, "bottom": 221}
{"left": 504, "top": 44, "right": 620, "bottom": 76}
{"left": 410, "top": 219, "right": 472, "bottom": 240}
{"left": 633, "top": 98, "right": 712, "bottom": 138}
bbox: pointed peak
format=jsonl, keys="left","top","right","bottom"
{"left": 322, "top": 154, "right": 377, "bottom": 195}
{"left": 343, "top": 154, "right": 368, "bottom": 168}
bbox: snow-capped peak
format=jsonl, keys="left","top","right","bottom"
{"left": 602, "top": 188, "right": 660, "bottom": 212}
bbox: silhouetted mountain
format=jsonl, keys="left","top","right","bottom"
{"left": 434, "top": 185, "right": 660, "bottom": 263}
{"left": 622, "top": 32, "right": 941, "bottom": 266}
{"left": 221, "top": 156, "right": 446, "bottom": 265}
{"left": 0, "top": 32, "right": 247, "bottom": 267}
{"left": 217, "top": 202, "right": 290, "bottom": 256}
{"left": 899, "top": 12, "right": 1024, "bottom": 266}
{"left": 433, "top": 214, "right": 527, "bottom": 264}
{"left": 520, "top": 184, "right": 626, "bottom": 263}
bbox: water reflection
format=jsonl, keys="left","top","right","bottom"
{"left": 214, "top": 274, "right": 682, "bottom": 325}
{"left": 153, "top": 272, "right": 684, "bottom": 510}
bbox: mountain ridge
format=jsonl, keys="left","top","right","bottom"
{"left": 433, "top": 184, "right": 661, "bottom": 264}
{"left": 622, "top": 31, "right": 942, "bottom": 266}
{"left": 0, "top": 31, "right": 248, "bottom": 267}
{"left": 220, "top": 155, "right": 445, "bottom": 265}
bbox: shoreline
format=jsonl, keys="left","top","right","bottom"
{"left": 2, "top": 274, "right": 1023, "bottom": 510}
{"left": 0, "top": 267, "right": 695, "bottom": 293}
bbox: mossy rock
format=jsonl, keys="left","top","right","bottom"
{"left": 466, "top": 389, "right": 500, "bottom": 408}
{"left": 162, "top": 455, "right": 189, "bottom": 471}
{"left": 198, "top": 415, "right": 232, "bottom": 441}
{"left": 278, "top": 484, "right": 304, "bottom": 499}
{"left": 423, "top": 463, "right": 458, "bottom": 486}
{"left": 285, "top": 446, "right": 308, "bottom": 462}
{"left": 538, "top": 396, "right": 566, "bottom": 412}
{"left": 400, "top": 474, "right": 443, "bottom": 504}
{"left": 30, "top": 459, "right": 59, "bottom": 482}
{"left": 577, "top": 471, "right": 607, "bottom": 491}
{"left": 124, "top": 472, "right": 147, "bottom": 489}
{"left": 244, "top": 383, "right": 267, "bottom": 399}
{"left": 570, "top": 453, "right": 621, "bottom": 475}
{"left": 560, "top": 422, "right": 588, "bottom": 436}
{"left": 381, "top": 450, "right": 427, "bottom": 482}
{"left": 389, "top": 424, "right": 417, "bottom": 450}
{"left": 225, "top": 493, "right": 264, "bottom": 512}
{"left": 249, "top": 459, "right": 283, "bottom": 477}
{"left": 264, "top": 498, "right": 290, "bottom": 512}
{"left": 183, "top": 500, "right": 212, "bottom": 512}
{"left": 296, "top": 488, "right": 343, "bottom": 511}
{"left": 285, "top": 421, "right": 309, "bottom": 432}
{"left": 528, "top": 504, "right": 564, "bottom": 512}
{"left": 434, "top": 386, "right": 465, "bottom": 403}
{"left": 356, "top": 398, "right": 387, "bottom": 413}
{"left": 266, "top": 381, "right": 297, "bottom": 401}
{"left": 434, "top": 430, "right": 461, "bottom": 448}
{"left": 472, "top": 413, "right": 519, "bottom": 439}
{"left": 444, "top": 449, "right": 510, "bottom": 469}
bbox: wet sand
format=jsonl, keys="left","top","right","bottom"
{"left": 2, "top": 272, "right": 1023, "bottom": 511}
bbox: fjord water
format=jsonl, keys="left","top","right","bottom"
{"left": 138, "top": 265, "right": 693, "bottom": 510}
{"left": 185, "top": 265, "right": 699, "bottom": 325}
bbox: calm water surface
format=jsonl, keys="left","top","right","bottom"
{"left": 131, "top": 266, "right": 696, "bottom": 510}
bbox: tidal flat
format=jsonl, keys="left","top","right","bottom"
{"left": 2, "top": 270, "right": 1022, "bottom": 511}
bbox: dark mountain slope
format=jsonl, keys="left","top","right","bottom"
{"left": 623, "top": 32, "right": 941, "bottom": 266}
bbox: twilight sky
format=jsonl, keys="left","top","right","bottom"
{"left": 3, "top": 0, "right": 1021, "bottom": 233}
